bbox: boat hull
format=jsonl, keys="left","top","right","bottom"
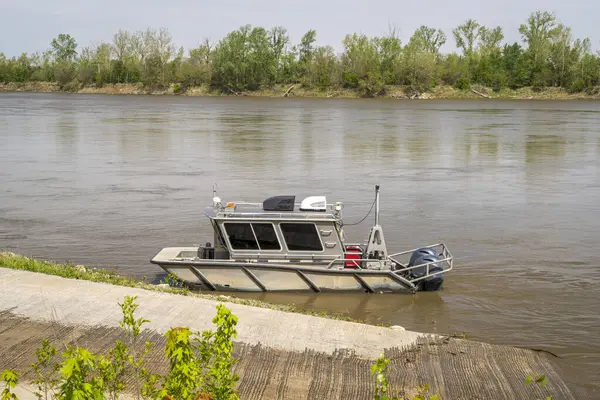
{"left": 151, "top": 249, "right": 426, "bottom": 294}
{"left": 154, "top": 262, "right": 419, "bottom": 293}
{"left": 150, "top": 246, "right": 450, "bottom": 293}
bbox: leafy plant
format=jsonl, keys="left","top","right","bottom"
{"left": 197, "top": 304, "right": 240, "bottom": 400}
{"left": 371, "top": 353, "right": 393, "bottom": 400}
{"left": 370, "top": 354, "right": 440, "bottom": 400}
{"left": 451, "top": 331, "right": 467, "bottom": 339}
{"left": 161, "top": 273, "right": 186, "bottom": 289}
{"left": 1, "top": 370, "right": 19, "bottom": 400}
{"left": 411, "top": 385, "right": 440, "bottom": 400}
{"left": 160, "top": 327, "right": 202, "bottom": 400}
{"left": 57, "top": 346, "right": 103, "bottom": 400}
{"left": 29, "top": 338, "right": 60, "bottom": 400}
{"left": 118, "top": 295, "right": 154, "bottom": 400}
{"left": 525, "top": 374, "right": 551, "bottom": 400}
{"left": 97, "top": 340, "right": 129, "bottom": 400}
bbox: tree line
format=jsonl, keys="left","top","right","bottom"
{"left": 1, "top": 10, "right": 599, "bottom": 96}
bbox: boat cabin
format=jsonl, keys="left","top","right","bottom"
{"left": 203, "top": 195, "right": 349, "bottom": 263}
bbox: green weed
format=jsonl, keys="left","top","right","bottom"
{"left": 370, "top": 354, "right": 440, "bottom": 400}
{"left": 1, "top": 370, "right": 19, "bottom": 400}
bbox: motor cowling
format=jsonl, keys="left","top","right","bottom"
{"left": 409, "top": 247, "right": 438, "bottom": 267}
{"left": 408, "top": 248, "right": 444, "bottom": 291}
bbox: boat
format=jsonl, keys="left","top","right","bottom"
{"left": 151, "top": 185, "right": 453, "bottom": 293}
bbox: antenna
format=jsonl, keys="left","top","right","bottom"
{"left": 374, "top": 185, "right": 380, "bottom": 226}
{"left": 212, "top": 183, "right": 221, "bottom": 208}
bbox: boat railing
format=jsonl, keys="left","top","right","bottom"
{"left": 210, "top": 201, "right": 341, "bottom": 220}
{"left": 214, "top": 211, "right": 339, "bottom": 220}
{"left": 388, "top": 243, "right": 453, "bottom": 282}
{"left": 322, "top": 243, "right": 453, "bottom": 282}
{"left": 223, "top": 201, "right": 338, "bottom": 209}
{"left": 324, "top": 256, "right": 382, "bottom": 269}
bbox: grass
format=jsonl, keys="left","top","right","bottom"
{"left": 0, "top": 251, "right": 378, "bottom": 326}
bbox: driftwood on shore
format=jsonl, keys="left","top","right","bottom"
{"left": 390, "top": 90, "right": 431, "bottom": 100}
{"left": 225, "top": 86, "right": 249, "bottom": 96}
{"left": 471, "top": 88, "right": 491, "bottom": 98}
{"left": 282, "top": 85, "right": 295, "bottom": 97}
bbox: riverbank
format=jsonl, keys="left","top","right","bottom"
{"left": 1, "top": 81, "right": 599, "bottom": 100}
{"left": 0, "top": 252, "right": 364, "bottom": 324}
{"left": 0, "top": 266, "right": 584, "bottom": 399}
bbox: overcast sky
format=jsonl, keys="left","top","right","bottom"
{"left": 1, "top": 0, "right": 598, "bottom": 57}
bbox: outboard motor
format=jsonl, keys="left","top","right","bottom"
{"left": 409, "top": 247, "right": 438, "bottom": 266}
{"left": 408, "top": 248, "right": 444, "bottom": 291}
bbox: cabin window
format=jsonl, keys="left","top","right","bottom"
{"left": 223, "top": 223, "right": 259, "bottom": 250}
{"left": 252, "top": 223, "right": 281, "bottom": 250}
{"left": 280, "top": 223, "right": 323, "bottom": 251}
{"left": 223, "top": 222, "right": 281, "bottom": 251}
{"left": 211, "top": 219, "right": 227, "bottom": 248}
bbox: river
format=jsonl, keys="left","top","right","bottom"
{"left": 1, "top": 92, "right": 599, "bottom": 396}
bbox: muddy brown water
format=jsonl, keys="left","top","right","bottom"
{"left": 1, "top": 93, "right": 599, "bottom": 396}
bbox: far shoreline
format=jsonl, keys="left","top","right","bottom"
{"left": 2, "top": 81, "right": 599, "bottom": 101}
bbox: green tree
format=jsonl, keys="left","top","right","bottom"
{"left": 375, "top": 26, "right": 402, "bottom": 85}
{"left": 474, "top": 26, "right": 505, "bottom": 89}
{"left": 519, "top": 10, "right": 558, "bottom": 88}
{"left": 51, "top": 34, "right": 78, "bottom": 62}
{"left": 341, "top": 33, "right": 381, "bottom": 91}
{"left": 211, "top": 25, "right": 278, "bottom": 91}
{"left": 177, "top": 39, "right": 213, "bottom": 88}
{"left": 502, "top": 42, "right": 529, "bottom": 88}
{"left": 112, "top": 29, "right": 135, "bottom": 83}
{"left": 453, "top": 19, "right": 481, "bottom": 58}
{"left": 269, "top": 26, "right": 290, "bottom": 82}
{"left": 279, "top": 46, "right": 299, "bottom": 83}
{"left": 10, "top": 53, "right": 33, "bottom": 82}
{"left": 547, "top": 24, "right": 588, "bottom": 88}
{"left": 246, "top": 26, "right": 276, "bottom": 89}
{"left": 400, "top": 27, "right": 439, "bottom": 90}
{"left": 453, "top": 19, "right": 481, "bottom": 80}
{"left": 439, "top": 52, "right": 468, "bottom": 86}
{"left": 30, "top": 51, "right": 55, "bottom": 82}
{"left": 299, "top": 30, "right": 317, "bottom": 66}
{"left": 413, "top": 26, "right": 446, "bottom": 57}
{"left": 0, "top": 54, "right": 10, "bottom": 83}
{"left": 575, "top": 39, "right": 600, "bottom": 88}
{"left": 305, "top": 45, "right": 338, "bottom": 90}
{"left": 478, "top": 26, "right": 504, "bottom": 56}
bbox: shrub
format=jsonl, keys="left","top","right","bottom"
{"left": 454, "top": 76, "right": 470, "bottom": 90}
{"left": 569, "top": 78, "right": 585, "bottom": 93}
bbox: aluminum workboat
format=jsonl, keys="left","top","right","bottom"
{"left": 151, "top": 185, "right": 453, "bottom": 293}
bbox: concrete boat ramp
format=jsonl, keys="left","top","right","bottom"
{"left": 0, "top": 268, "right": 585, "bottom": 399}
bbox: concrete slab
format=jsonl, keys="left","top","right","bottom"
{"left": 0, "top": 268, "right": 424, "bottom": 357}
{"left": 0, "top": 268, "right": 587, "bottom": 399}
